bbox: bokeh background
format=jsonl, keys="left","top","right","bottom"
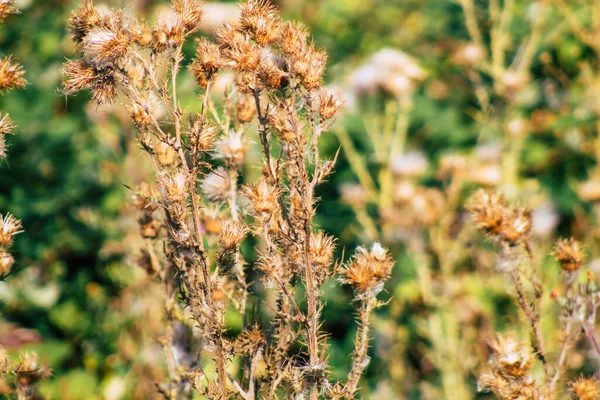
{"left": 1, "top": 0, "right": 600, "bottom": 398}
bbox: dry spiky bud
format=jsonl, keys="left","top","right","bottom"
{"left": 223, "top": 38, "right": 261, "bottom": 72}
{"left": 68, "top": 0, "right": 101, "bottom": 43}
{"left": 0, "top": 113, "right": 15, "bottom": 135}
{"left": 0, "top": 1, "right": 18, "bottom": 23}
{"left": 310, "top": 231, "right": 336, "bottom": 285}
{"left": 0, "top": 134, "right": 6, "bottom": 159}
{"left": 243, "top": 177, "right": 278, "bottom": 216}
{"left": 90, "top": 73, "right": 117, "bottom": 104}
{"left": 279, "top": 21, "right": 307, "bottom": 55}
{"left": 155, "top": 142, "right": 178, "bottom": 167}
{"left": 152, "top": 10, "right": 185, "bottom": 52}
{"left": 570, "top": 376, "right": 600, "bottom": 400}
{"left": 468, "top": 189, "right": 505, "bottom": 237}
{"left": 553, "top": 238, "right": 585, "bottom": 272}
{"left": 239, "top": 0, "right": 281, "bottom": 46}
{"left": 488, "top": 335, "right": 534, "bottom": 379}
{"left": 257, "top": 55, "right": 286, "bottom": 89}
{"left": 0, "top": 56, "right": 25, "bottom": 92}
{"left": 15, "top": 352, "right": 52, "bottom": 385}
{"left": 131, "top": 182, "right": 159, "bottom": 212}
{"left": 340, "top": 243, "right": 394, "bottom": 298}
{"left": 0, "top": 212, "right": 22, "bottom": 249}
{"left": 163, "top": 171, "right": 189, "bottom": 203}
{"left": 291, "top": 42, "right": 327, "bottom": 90}
{"left": 188, "top": 116, "right": 219, "bottom": 154}
{"left": 235, "top": 323, "right": 263, "bottom": 355}
{"left": 214, "top": 131, "right": 247, "bottom": 165}
{"left": 0, "top": 249, "right": 14, "bottom": 276}
{"left": 62, "top": 59, "right": 98, "bottom": 94}
{"left": 173, "top": 0, "right": 204, "bottom": 32}
{"left": 318, "top": 89, "right": 342, "bottom": 120}
{"left": 236, "top": 94, "right": 257, "bottom": 123}
{"left": 131, "top": 22, "right": 153, "bottom": 47}
{"left": 500, "top": 206, "right": 531, "bottom": 244}
{"left": 220, "top": 220, "right": 249, "bottom": 250}
{"left": 201, "top": 167, "right": 231, "bottom": 202}
{"left": 83, "top": 25, "right": 131, "bottom": 68}
{"left": 190, "top": 38, "right": 222, "bottom": 82}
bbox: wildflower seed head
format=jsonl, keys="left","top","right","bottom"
{"left": 214, "top": 131, "right": 247, "bottom": 165}
{"left": 187, "top": 115, "right": 219, "bottom": 153}
{"left": 191, "top": 38, "right": 223, "bottom": 82}
{"left": 0, "top": 56, "right": 25, "bottom": 92}
{"left": 68, "top": 0, "right": 101, "bottom": 43}
{"left": 242, "top": 177, "right": 278, "bottom": 216}
{"left": 310, "top": 231, "right": 336, "bottom": 268}
{"left": 236, "top": 94, "right": 257, "bottom": 123}
{"left": 131, "top": 182, "right": 159, "bottom": 212}
{"left": 279, "top": 21, "right": 308, "bottom": 55}
{"left": 62, "top": 59, "right": 98, "bottom": 94}
{"left": 0, "top": 134, "right": 6, "bottom": 159}
{"left": 0, "top": 113, "right": 15, "bottom": 135}
{"left": 155, "top": 142, "right": 178, "bottom": 167}
{"left": 239, "top": 0, "right": 280, "bottom": 46}
{"left": 163, "top": 171, "right": 189, "bottom": 203}
{"left": 235, "top": 323, "right": 263, "bottom": 355}
{"left": 553, "top": 238, "right": 585, "bottom": 272}
{"left": 0, "top": 213, "right": 23, "bottom": 249}
{"left": 83, "top": 26, "right": 131, "bottom": 68}
{"left": 488, "top": 335, "right": 534, "bottom": 379}
{"left": 468, "top": 189, "right": 505, "bottom": 237}
{"left": 257, "top": 53, "right": 287, "bottom": 89}
{"left": 291, "top": 42, "right": 327, "bottom": 90}
{"left": 318, "top": 89, "right": 342, "bottom": 120}
{"left": 222, "top": 35, "right": 262, "bottom": 72}
{"left": 500, "top": 206, "right": 532, "bottom": 244}
{"left": 0, "top": 0, "right": 18, "bottom": 23}
{"left": 172, "top": 0, "right": 204, "bottom": 32}
{"left": 0, "top": 250, "right": 14, "bottom": 277}
{"left": 220, "top": 220, "right": 249, "bottom": 250}
{"left": 201, "top": 167, "right": 231, "bottom": 202}
{"left": 570, "top": 376, "right": 600, "bottom": 400}
{"left": 340, "top": 242, "right": 394, "bottom": 299}
{"left": 152, "top": 10, "right": 185, "bottom": 52}
{"left": 131, "top": 22, "right": 153, "bottom": 47}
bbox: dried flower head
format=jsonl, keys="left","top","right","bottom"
{"left": 239, "top": 0, "right": 280, "bottom": 46}
{"left": 279, "top": 21, "right": 307, "bottom": 55}
{"left": 468, "top": 189, "right": 505, "bottom": 237}
{"left": 62, "top": 59, "right": 98, "bottom": 94}
{"left": 83, "top": 25, "right": 131, "bottom": 68}
{"left": 221, "top": 34, "right": 261, "bottom": 72}
{"left": 0, "top": 249, "right": 14, "bottom": 276}
{"left": 187, "top": 115, "right": 219, "bottom": 153}
{"left": 0, "top": 55, "right": 25, "bottom": 92}
{"left": 318, "top": 89, "right": 342, "bottom": 121}
{"left": 0, "top": 112, "right": 15, "bottom": 135}
{"left": 163, "top": 171, "right": 189, "bottom": 203}
{"left": 553, "top": 238, "right": 585, "bottom": 272}
{"left": 0, "top": 133, "right": 6, "bottom": 159}
{"left": 340, "top": 243, "right": 394, "bottom": 298}
{"left": 214, "top": 131, "right": 247, "bottom": 165}
{"left": 173, "top": 0, "right": 204, "bottom": 32}
{"left": 155, "top": 142, "right": 178, "bottom": 167}
{"left": 488, "top": 335, "right": 534, "bottom": 379}
{"left": 500, "top": 206, "right": 532, "bottom": 244}
{"left": 220, "top": 220, "right": 249, "bottom": 250}
{"left": 68, "top": 0, "right": 101, "bottom": 43}
{"left": 0, "top": 212, "right": 22, "bottom": 249}
{"left": 0, "top": 0, "right": 18, "bottom": 23}
{"left": 236, "top": 94, "right": 257, "bottom": 123}
{"left": 152, "top": 10, "right": 185, "bottom": 52}
{"left": 291, "top": 42, "right": 327, "bottom": 89}
{"left": 242, "top": 177, "right": 278, "bottom": 216}
{"left": 570, "top": 376, "right": 600, "bottom": 400}
{"left": 190, "top": 38, "right": 223, "bottom": 82}
{"left": 201, "top": 167, "right": 232, "bottom": 202}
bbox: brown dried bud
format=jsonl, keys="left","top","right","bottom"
{"left": 220, "top": 220, "right": 249, "bottom": 250}
{"left": 257, "top": 55, "right": 287, "bottom": 89}
{"left": 0, "top": 213, "right": 22, "bottom": 249}
{"left": 187, "top": 114, "right": 219, "bottom": 153}
{"left": 68, "top": 0, "right": 101, "bottom": 43}
{"left": 152, "top": 11, "right": 185, "bottom": 52}
{"left": 318, "top": 89, "right": 342, "bottom": 120}
{"left": 553, "top": 238, "right": 585, "bottom": 272}
{"left": 173, "top": 0, "right": 204, "bottom": 32}
{"left": 242, "top": 177, "right": 278, "bottom": 215}
{"left": 468, "top": 189, "right": 505, "bottom": 237}
{"left": 279, "top": 21, "right": 307, "bottom": 55}
{"left": 570, "top": 376, "right": 600, "bottom": 400}
{"left": 291, "top": 42, "right": 327, "bottom": 90}
{"left": 500, "top": 206, "right": 531, "bottom": 244}
{"left": 340, "top": 243, "right": 394, "bottom": 298}
{"left": 0, "top": 113, "right": 15, "bottom": 135}
{"left": 0, "top": 55, "right": 25, "bottom": 92}
{"left": 0, "top": 250, "right": 14, "bottom": 277}
{"left": 62, "top": 59, "right": 98, "bottom": 94}
{"left": 190, "top": 38, "right": 222, "bottom": 82}
{"left": 163, "top": 171, "right": 189, "bottom": 203}
{"left": 155, "top": 142, "right": 178, "bottom": 167}
{"left": 83, "top": 25, "right": 131, "bottom": 68}
{"left": 239, "top": 0, "right": 281, "bottom": 46}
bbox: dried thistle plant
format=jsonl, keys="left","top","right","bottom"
{"left": 63, "top": 1, "right": 393, "bottom": 398}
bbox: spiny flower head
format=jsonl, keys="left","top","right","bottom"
{"left": 201, "top": 167, "right": 231, "bottom": 202}
{"left": 553, "top": 238, "right": 585, "bottom": 272}
{"left": 340, "top": 243, "right": 394, "bottom": 299}
{"left": 190, "top": 37, "right": 223, "bottom": 83}
{"left": 0, "top": 55, "right": 25, "bottom": 92}
{"left": 62, "top": 59, "right": 98, "bottom": 94}
{"left": 0, "top": 212, "right": 23, "bottom": 249}
{"left": 0, "top": 0, "right": 18, "bottom": 23}
{"left": 83, "top": 25, "right": 131, "bottom": 68}
{"left": 242, "top": 176, "right": 278, "bottom": 216}
{"left": 570, "top": 376, "right": 600, "bottom": 400}
{"left": 152, "top": 10, "right": 185, "bottom": 52}
{"left": 187, "top": 115, "right": 219, "bottom": 153}
{"left": 68, "top": 0, "right": 101, "bottom": 43}
{"left": 279, "top": 21, "right": 308, "bottom": 55}
{"left": 162, "top": 171, "right": 189, "bottom": 203}
{"left": 220, "top": 220, "right": 249, "bottom": 250}
{"left": 214, "top": 130, "right": 247, "bottom": 165}
{"left": 488, "top": 335, "right": 534, "bottom": 379}
{"left": 290, "top": 42, "right": 327, "bottom": 90}
{"left": 318, "top": 89, "right": 342, "bottom": 121}
{"left": 172, "top": 0, "right": 204, "bottom": 32}
{"left": 0, "top": 113, "right": 15, "bottom": 135}
{"left": 468, "top": 189, "right": 505, "bottom": 237}
{"left": 499, "top": 205, "right": 532, "bottom": 244}
{"left": 239, "top": 0, "right": 281, "bottom": 46}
